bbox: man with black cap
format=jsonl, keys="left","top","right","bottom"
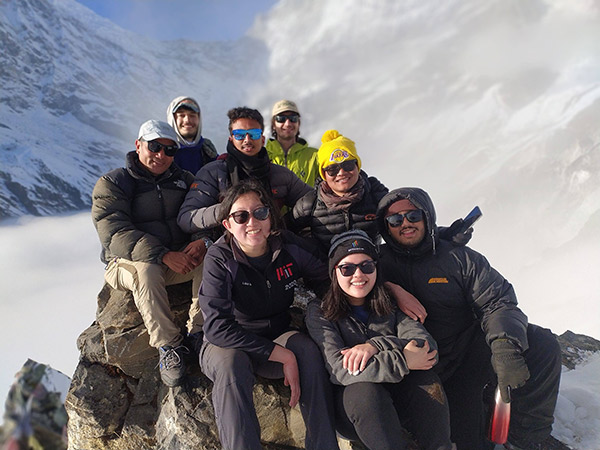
{"left": 167, "top": 96, "right": 218, "bottom": 175}
{"left": 92, "top": 119, "right": 207, "bottom": 387}
{"left": 375, "top": 187, "right": 563, "bottom": 450}
{"left": 266, "top": 99, "right": 320, "bottom": 186}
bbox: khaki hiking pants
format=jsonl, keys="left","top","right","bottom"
{"left": 104, "top": 258, "right": 203, "bottom": 349}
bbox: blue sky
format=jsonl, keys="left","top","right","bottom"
{"left": 75, "top": 0, "right": 277, "bottom": 41}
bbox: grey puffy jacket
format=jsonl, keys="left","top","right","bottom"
{"left": 288, "top": 171, "right": 388, "bottom": 252}
{"left": 306, "top": 300, "right": 437, "bottom": 386}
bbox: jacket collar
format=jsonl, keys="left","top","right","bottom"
{"left": 125, "top": 151, "right": 178, "bottom": 182}
{"left": 228, "top": 232, "right": 284, "bottom": 266}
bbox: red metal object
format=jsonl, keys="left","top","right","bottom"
{"left": 488, "top": 386, "right": 511, "bottom": 444}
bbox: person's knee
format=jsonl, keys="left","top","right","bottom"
{"left": 343, "top": 383, "right": 387, "bottom": 417}
{"left": 526, "top": 325, "right": 562, "bottom": 370}
{"left": 135, "top": 261, "right": 165, "bottom": 285}
{"left": 287, "top": 333, "right": 322, "bottom": 365}
{"left": 204, "top": 347, "right": 254, "bottom": 388}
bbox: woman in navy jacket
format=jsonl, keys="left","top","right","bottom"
{"left": 195, "top": 179, "right": 339, "bottom": 450}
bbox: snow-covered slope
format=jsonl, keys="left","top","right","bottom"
{"left": 0, "top": 0, "right": 266, "bottom": 217}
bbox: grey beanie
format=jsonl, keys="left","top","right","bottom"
{"left": 328, "top": 230, "right": 379, "bottom": 277}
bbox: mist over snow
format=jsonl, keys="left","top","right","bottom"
{"left": 1, "top": 0, "right": 600, "bottom": 446}
{"left": 245, "top": 0, "right": 600, "bottom": 339}
{"left": 0, "top": 213, "right": 100, "bottom": 426}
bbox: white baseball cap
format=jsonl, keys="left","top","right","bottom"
{"left": 137, "top": 120, "right": 180, "bottom": 148}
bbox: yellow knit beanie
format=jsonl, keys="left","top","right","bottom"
{"left": 317, "top": 130, "right": 361, "bottom": 179}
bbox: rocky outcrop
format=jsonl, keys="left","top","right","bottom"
{"left": 57, "top": 281, "right": 600, "bottom": 449}
{"left": 556, "top": 331, "right": 600, "bottom": 370}
{"left": 64, "top": 282, "right": 327, "bottom": 450}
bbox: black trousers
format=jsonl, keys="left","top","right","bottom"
{"left": 334, "top": 370, "right": 454, "bottom": 450}
{"left": 200, "top": 332, "right": 339, "bottom": 450}
{"left": 440, "top": 324, "right": 562, "bottom": 450}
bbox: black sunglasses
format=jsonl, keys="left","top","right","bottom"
{"left": 385, "top": 210, "right": 424, "bottom": 228}
{"left": 147, "top": 140, "right": 178, "bottom": 157}
{"left": 336, "top": 260, "right": 377, "bottom": 277}
{"left": 228, "top": 206, "right": 270, "bottom": 225}
{"left": 274, "top": 114, "right": 299, "bottom": 123}
{"left": 324, "top": 159, "right": 358, "bottom": 177}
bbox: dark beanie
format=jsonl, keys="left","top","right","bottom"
{"left": 328, "top": 230, "right": 379, "bottom": 277}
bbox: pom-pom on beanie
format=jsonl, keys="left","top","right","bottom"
{"left": 328, "top": 229, "right": 378, "bottom": 277}
{"left": 317, "top": 130, "right": 361, "bottom": 179}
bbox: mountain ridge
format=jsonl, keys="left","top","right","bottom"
{"left": 0, "top": 0, "right": 266, "bottom": 217}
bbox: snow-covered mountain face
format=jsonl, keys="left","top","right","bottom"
{"left": 247, "top": 0, "right": 600, "bottom": 334}
{"left": 1, "top": 0, "right": 599, "bottom": 334}
{"left": 0, "top": 0, "right": 267, "bottom": 217}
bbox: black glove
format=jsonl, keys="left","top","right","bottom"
{"left": 438, "top": 218, "right": 473, "bottom": 246}
{"left": 491, "top": 339, "right": 530, "bottom": 402}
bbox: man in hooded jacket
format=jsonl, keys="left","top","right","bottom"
{"left": 167, "top": 96, "right": 218, "bottom": 175}
{"left": 376, "top": 187, "right": 562, "bottom": 450}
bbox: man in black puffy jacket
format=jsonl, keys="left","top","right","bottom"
{"left": 92, "top": 120, "right": 208, "bottom": 387}
{"left": 376, "top": 187, "right": 562, "bottom": 450}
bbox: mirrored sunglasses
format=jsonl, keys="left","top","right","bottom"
{"left": 336, "top": 260, "right": 377, "bottom": 277}
{"left": 324, "top": 159, "right": 358, "bottom": 177}
{"left": 228, "top": 206, "right": 270, "bottom": 224}
{"left": 385, "top": 210, "right": 424, "bottom": 228}
{"left": 274, "top": 114, "right": 299, "bottom": 123}
{"left": 231, "top": 128, "right": 263, "bottom": 141}
{"left": 147, "top": 140, "right": 178, "bottom": 157}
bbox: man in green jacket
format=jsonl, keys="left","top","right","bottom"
{"left": 266, "top": 99, "right": 320, "bottom": 186}
{"left": 92, "top": 120, "right": 208, "bottom": 387}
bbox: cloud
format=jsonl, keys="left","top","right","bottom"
{"left": 0, "top": 213, "right": 102, "bottom": 419}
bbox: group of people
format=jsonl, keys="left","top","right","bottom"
{"left": 91, "top": 97, "right": 562, "bottom": 450}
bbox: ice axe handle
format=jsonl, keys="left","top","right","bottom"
{"left": 488, "top": 386, "right": 511, "bottom": 444}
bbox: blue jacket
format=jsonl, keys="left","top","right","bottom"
{"left": 173, "top": 137, "right": 218, "bottom": 175}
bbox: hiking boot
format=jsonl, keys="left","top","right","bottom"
{"left": 158, "top": 345, "right": 187, "bottom": 387}
{"left": 505, "top": 434, "right": 572, "bottom": 450}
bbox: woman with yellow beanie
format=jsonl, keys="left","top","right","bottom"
{"left": 288, "top": 129, "right": 388, "bottom": 252}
